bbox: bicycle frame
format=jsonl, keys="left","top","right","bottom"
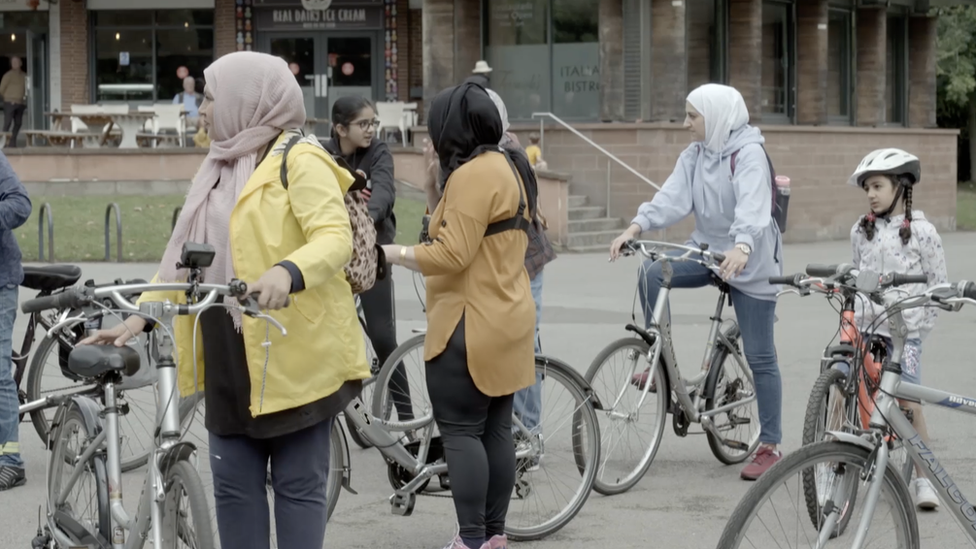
{"left": 44, "top": 305, "right": 190, "bottom": 549}
{"left": 827, "top": 295, "right": 976, "bottom": 546}
{"left": 632, "top": 246, "right": 757, "bottom": 429}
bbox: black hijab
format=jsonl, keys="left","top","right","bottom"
{"left": 427, "top": 82, "right": 538, "bottom": 218}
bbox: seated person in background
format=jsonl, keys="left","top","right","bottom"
{"left": 173, "top": 76, "right": 204, "bottom": 129}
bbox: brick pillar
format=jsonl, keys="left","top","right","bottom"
{"left": 599, "top": 0, "right": 624, "bottom": 121}
{"left": 454, "top": 0, "right": 480, "bottom": 82}
{"left": 908, "top": 16, "right": 937, "bottom": 128}
{"left": 650, "top": 0, "right": 686, "bottom": 122}
{"left": 423, "top": 0, "right": 454, "bottom": 113}
{"left": 397, "top": 0, "right": 410, "bottom": 102}
{"left": 796, "top": 0, "right": 828, "bottom": 125}
{"left": 856, "top": 8, "right": 886, "bottom": 126}
{"left": 215, "top": 0, "right": 236, "bottom": 58}
{"left": 60, "top": 0, "right": 88, "bottom": 106}
{"left": 728, "top": 0, "right": 761, "bottom": 122}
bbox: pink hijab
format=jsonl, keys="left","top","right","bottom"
{"left": 159, "top": 52, "right": 305, "bottom": 296}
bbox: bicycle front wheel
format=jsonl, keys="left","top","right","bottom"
{"left": 584, "top": 337, "right": 667, "bottom": 495}
{"left": 716, "top": 440, "right": 919, "bottom": 549}
{"left": 160, "top": 459, "right": 216, "bottom": 549}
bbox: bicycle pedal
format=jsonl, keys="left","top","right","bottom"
{"left": 390, "top": 491, "right": 416, "bottom": 516}
{"left": 723, "top": 439, "right": 751, "bottom": 451}
{"left": 730, "top": 417, "right": 751, "bottom": 426}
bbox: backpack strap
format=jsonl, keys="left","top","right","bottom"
{"left": 279, "top": 134, "right": 303, "bottom": 190}
{"left": 730, "top": 144, "right": 778, "bottom": 214}
{"left": 484, "top": 152, "right": 531, "bottom": 237}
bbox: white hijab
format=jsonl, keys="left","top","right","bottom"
{"left": 486, "top": 88, "right": 510, "bottom": 134}
{"left": 686, "top": 83, "right": 750, "bottom": 154}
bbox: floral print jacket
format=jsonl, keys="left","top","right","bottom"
{"left": 850, "top": 211, "right": 948, "bottom": 341}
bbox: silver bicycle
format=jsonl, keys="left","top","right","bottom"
{"left": 24, "top": 243, "right": 285, "bottom": 549}
{"left": 717, "top": 264, "right": 976, "bottom": 549}
{"left": 585, "top": 239, "right": 760, "bottom": 495}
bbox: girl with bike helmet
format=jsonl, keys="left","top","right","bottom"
{"left": 847, "top": 147, "right": 948, "bottom": 510}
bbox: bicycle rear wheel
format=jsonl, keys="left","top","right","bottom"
{"left": 703, "top": 333, "right": 760, "bottom": 465}
{"left": 584, "top": 337, "right": 667, "bottom": 495}
{"left": 716, "top": 441, "right": 919, "bottom": 549}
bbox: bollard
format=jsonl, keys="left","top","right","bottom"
{"left": 104, "top": 203, "right": 122, "bottom": 262}
{"left": 171, "top": 206, "right": 182, "bottom": 232}
{"left": 37, "top": 203, "right": 53, "bottom": 262}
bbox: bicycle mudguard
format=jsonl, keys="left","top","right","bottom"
{"left": 535, "top": 354, "right": 604, "bottom": 411}
{"left": 331, "top": 418, "right": 357, "bottom": 495}
{"left": 824, "top": 430, "right": 876, "bottom": 452}
{"left": 48, "top": 394, "right": 103, "bottom": 450}
{"left": 158, "top": 442, "right": 199, "bottom": 478}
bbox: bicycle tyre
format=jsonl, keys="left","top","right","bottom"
{"left": 26, "top": 333, "right": 193, "bottom": 473}
{"left": 703, "top": 331, "right": 760, "bottom": 465}
{"left": 325, "top": 417, "right": 346, "bottom": 521}
{"left": 800, "top": 367, "right": 859, "bottom": 536}
{"left": 506, "top": 356, "right": 600, "bottom": 541}
{"left": 369, "top": 333, "right": 426, "bottom": 421}
{"left": 47, "top": 400, "right": 112, "bottom": 548}
{"left": 716, "top": 440, "right": 919, "bottom": 549}
{"left": 582, "top": 337, "right": 667, "bottom": 496}
{"left": 160, "top": 459, "right": 216, "bottom": 549}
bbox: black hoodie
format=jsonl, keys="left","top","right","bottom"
{"left": 321, "top": 135, "right": 397, "bottom": 245}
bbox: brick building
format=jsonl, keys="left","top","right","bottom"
{"left": 0, "top": 0, "right": 968, "bottom": 245}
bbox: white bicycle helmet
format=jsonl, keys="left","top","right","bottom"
{"left": 848, "top": 148, "right": 921, "bottom": 188}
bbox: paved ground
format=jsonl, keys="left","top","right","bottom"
{"left": 3, "top": 234, "right": 976, "bottom": 548}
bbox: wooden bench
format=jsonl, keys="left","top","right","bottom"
{"left": 23, "top": 131, "right": 87, "bottom": 148}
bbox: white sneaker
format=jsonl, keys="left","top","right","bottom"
{"left": 914, "top": 478, "right": 939, "bottom": 510}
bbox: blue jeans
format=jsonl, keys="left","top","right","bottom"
{"left": 513, "top": 271, "right": 544, "bottom": 433}
{"left": 0, "top": 284, "right": 22, "bottom": 468}
{"left": 638, "top": 257, "right": 782, "bottom": 445}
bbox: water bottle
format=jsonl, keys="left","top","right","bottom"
{"left": 774, "top": 175, "right": 791, "bottom": 231}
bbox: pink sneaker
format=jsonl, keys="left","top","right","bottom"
{"left": 484, "top": 535, "right": 507, "bottom": 549}
{"left": 740, "top": 446, "right": 782, "bottom": 481}
{"left": 442, "top": 535, "right": 488, "bottom": 549}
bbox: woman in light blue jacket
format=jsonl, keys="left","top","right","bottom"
{"left": 609, "top": 83, "right": 784, "bottom": 481}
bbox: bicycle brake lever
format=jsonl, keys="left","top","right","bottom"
{"left": 776, "top": 288, "right": 801, "bottom": 298}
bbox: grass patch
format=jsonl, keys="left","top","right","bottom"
{"left": 958, "top": 183, "right": 976, "bottom": 231}
{"left": 14, "top": 194, "right": 429, "bottom": 263}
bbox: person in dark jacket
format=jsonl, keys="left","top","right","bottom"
{"left": 0, "top": 151, "right": 31, "bottom": 490}
{"left": 321, "top": 96, "right": 412, "bottom": 421}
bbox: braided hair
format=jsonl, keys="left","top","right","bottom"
{"left": 858, "top": 175, "right": 913, "bottom": 244}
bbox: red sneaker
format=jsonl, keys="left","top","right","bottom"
{"left": 740, "top": 446, "right": 782, "bottom": 481}
{"left": 630, "top": 368, "right": 658, "bottom": 392}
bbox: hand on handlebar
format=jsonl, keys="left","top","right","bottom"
{"left": 609, "top": 225, "right": 641, "bottom": 262}
{"left": 718, "top": 247, "right": 748, "bottom": 281}
{"left": 248, "top": 265, "right": 293, "bottom": 311}
{"left": 79, "top": 316, "right": 147, "bottom": 347}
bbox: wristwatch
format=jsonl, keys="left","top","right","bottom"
{"left": 735, "top": 243, "right": 752, "bottom": 256}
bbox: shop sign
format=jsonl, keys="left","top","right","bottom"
{"left": 255, "top": 6, "right": 382, "bottom": 30}
{"left": 253, "top": 0, "right": 381, "bottom": 6}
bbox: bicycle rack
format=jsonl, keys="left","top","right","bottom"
{"left": 104, "top": 202, "right": 122, "bottom": 262}
{"left": 171, "top": 206, "right": 182, "bottom": 232}
{"left": 37, "top": 202, "right": 54, "bottom": 262}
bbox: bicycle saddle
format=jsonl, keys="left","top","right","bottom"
{"left": 21, "top": 265, "right": 82, "bottom": 293}
{"left": 68, "top": 344, "right": 141, "bottom": 379}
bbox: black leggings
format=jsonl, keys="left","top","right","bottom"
{"left": 426, "top": 316, "right": 515, "bottom": 542}
{"left": 360, "top": 272, "right": 413, "bottom": 420}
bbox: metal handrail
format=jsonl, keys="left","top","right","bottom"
{"left": 531, "top": 112, "right": 661, "bottom": 216}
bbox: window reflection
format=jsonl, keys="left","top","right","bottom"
{"left": 886, "top": 15, "right": 906, "bottom": 124}
{"left": 827, "top": 9, "right": 851, "bottom": 119}
{"left": 551, "top": 0, "right": 598, "bottom": 119}
{"left": 156, "top": 29, "right": 213, "bottom": 101}
{"left": 687, "top": 0, "right": 717, "bottom": 92}
{"left": 485, "top": 0, "right": 550, "bottom": 120}
{"left": 94, "top": 29, "right": 153, "bottom": 103}
{"left": 761, "top": 2, "right": 790, "bottom": 117}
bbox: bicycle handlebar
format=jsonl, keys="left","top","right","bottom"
{"left": 621, "top": 239, "right": 726, "bottom": 266}
{"left": 21, "top": 279, "right": 286, "bottom": 334}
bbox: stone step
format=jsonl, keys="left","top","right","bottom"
{"left": 568, "top": 194, "right": 588, "bottom": 208}
{"left": 567, "top": 230, "right": 622, "bottom": 249}
{"left": 568, "top": 217, "right": 625, "bottom": 233}
{"left": 568, "top": 206, "right": 605, "bottom": 221}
